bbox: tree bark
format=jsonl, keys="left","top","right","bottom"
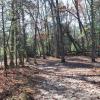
{"left": 2, "top": 4, "right": 8, "bottom": 75}
{"left": 91, "top": 0, "right": 96, "bottom": 62}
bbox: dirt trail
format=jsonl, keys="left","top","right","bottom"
{"left": 0, "top": 56, "right": 100, "bottom": 100}
{"left": 29, "top": 56, "right": 100, "bottom": 100}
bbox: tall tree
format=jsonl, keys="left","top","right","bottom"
{"left": 1, "top": 2, "right": 8, "bottom": 69}
{"left": 21, "top": 0, "right": 27, "bottom": 63}
{"left": 91, "top": 0, "right": 96, "bottom": 62}
{"left": 10, "top": 0, "right": 15, "bottom": 66}
{"left": 56, "top": 0, "right": 65, "bottom": 63}
{"left": 73, "top": 0, "right": 85, "bottom": 53}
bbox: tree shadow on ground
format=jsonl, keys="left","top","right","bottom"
{"left": 60, "top": 74, "right": 100, "bottom": 86}
{"left": 2, "top": 67, "right": 99, "bottom": 99}
{"left": 37, "top": 60, "right": 93, "bottom": 69}
{"left": 20, "top": 72, "right": 100, "bottom": 99}
{"left": 20, "top": 73, "right": 93, "bottom": 98}
{"left": 66, "top": 57, "right": 89, "bottom": 62}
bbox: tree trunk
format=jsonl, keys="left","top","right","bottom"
{"left": 2, "top": 4, "right": 8, "bottom": 70}
{"left": 56, "top": 0, "right": 65, "bottom": 63}
{"left": 21, "top": 0, "right": 27, "bottom": 63}
{"left": 10, "top": 0, "right": 15, "bottom": 67}
{"left": 91, "top": 0, "right": 96, "bottom": 62}
{"left": 74, "top": 0, "right": 85, "bottom": 53}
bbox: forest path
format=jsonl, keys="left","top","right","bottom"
{"left": 0, "top": 56, "right": 100, "bottom": 100}
{"left": 29, "top": 56, "right": 100, "bottom": 100}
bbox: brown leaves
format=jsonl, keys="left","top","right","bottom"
{"left": 0, "top": 56, "right": 100, "bottom": 99}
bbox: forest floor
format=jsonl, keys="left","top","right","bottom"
{"left": 0, "top": 56, "right": 100, "bottom": 100}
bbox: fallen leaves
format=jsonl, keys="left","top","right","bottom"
{"left": 0, "top": 56, "right": 100, "bottom": 99}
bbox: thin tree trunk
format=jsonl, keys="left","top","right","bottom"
{"left": 91, "top": 0, "right": 96, "bottom": 62}
{"left": 48, "top": 0, "right": 60, "bottom": 57}
{"left": 10, "top": 0, "right": 15, "bottom": 67}
{"left": 74, "top": 0, "right": 85, "bottom": 53}
{"left": 21, "top": 0, "right": 27, "bottom": 63}
{"left": 56, "top": 0, "right": 65, "bottom": 63}
{"left": 2, "top": 4, "right": 8, "bottom": 76}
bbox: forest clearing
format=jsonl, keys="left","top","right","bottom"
{"left": 0, "top": 0, "right": 100, "bottom": 99}
{"left": 0, "top": 56, "right": 100, "bottom": 99}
